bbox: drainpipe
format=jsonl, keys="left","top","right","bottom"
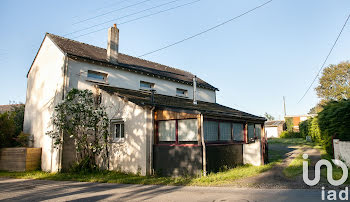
{"left": 193, "top": 76, "right": 197, "bottom": 105}
{"left": 200, "top": 114, "right": 206, "bottom": 176}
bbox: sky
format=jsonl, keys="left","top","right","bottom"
{"left": 1, "top": 0, "right": 350, "bottom": 120}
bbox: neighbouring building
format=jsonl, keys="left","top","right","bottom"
{"left": 284, "top": 114, "right": 316, "bottom": 132}
{"left": 265, "top": 120, "right": 284, "bottom": 138}
{"left": 23, "top": 24, "right": 267, "bottom": 176}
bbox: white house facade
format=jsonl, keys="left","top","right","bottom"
{"left": 24, "top": 25, "right": 267, "bottom": 176}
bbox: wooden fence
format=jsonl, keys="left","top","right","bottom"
{"left": 0, "top": 147, "right": 41, "bottom": 171}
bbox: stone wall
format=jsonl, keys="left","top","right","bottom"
{"left": 333, "top": 139, "right": 350, "bottom": 167}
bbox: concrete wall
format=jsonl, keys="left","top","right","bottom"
{"left": 333, "top": 139, "right": 350, "bottom": 167}
{"left": 243, "top": 139, "right": 262, "bottom": 166}
{"left": 99, "top": 90, "right": 151, "bottom": 176}
{"left": 67, "top": 59, "right": 216, "bottom": 103}
{"left": 206, "top": 144, "right": 243, "bottom": 173}
{"left": 153, "top": 145, "right": 202, "bottom": 176}
{"left": 23, "top": 36, "right": 66, "bottom": 172}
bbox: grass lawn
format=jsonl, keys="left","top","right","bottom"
{"left": 0, "top": 163, "right": 276, "bottom": 186}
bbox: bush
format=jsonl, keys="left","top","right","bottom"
{"left": 280, "top": 131, "right": 302, "bottom": 139}
{"left": 0, "top": 104, "right": 27, "bottom": 148}
{"left": 299, "top": 119, "right": 311, "bottom": 138}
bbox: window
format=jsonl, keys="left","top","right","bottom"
{"left": 158, "top": 120, "right": 176, "bottom": 142}
{"left": 220, "top": 122, "right": 231, "bottom": 141}
{"left": 87, "top": 70, "right": 107, "bottom": 82}
{"left": 204, "top": 121, "right": 218, "bottom": 141}
{"left": 247, "top": 124, "right": 255, "bottom": 141}
{"left": 178, "top": 119, "right": 197, "bottom": 142}
{"left": 233, "top": 123, "right": 244, "bottom": 141}
{"left": 112, "top": 122, "right": 124, "bottom": 141}
{"left": 140, "top": 81, "right": 154, "bottom": 90}
{"left": 255, "top": 124, "right": 261, "bottom": 139}
{"left": 176, "top": 88, "right": 188, "bottom": 97}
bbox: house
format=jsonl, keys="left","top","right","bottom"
{"left": 23, "top": 24, "right": 267, "bottom": 176}
{"left": 284, "top": 114, "right": 316, "bottom": 132}
{"left": 265, "top": 120, "right": 284, "bottom": 138}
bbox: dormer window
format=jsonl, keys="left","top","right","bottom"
{"left": 87, "top": 70, "right": 107, "bottom": 83}
{"left": 140, "top": 81, "right": 154, "bottom": 90}
{"left": 176, "top": 88, "right": 188, "bottom": 97}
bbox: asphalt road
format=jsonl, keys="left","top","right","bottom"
{"left": 0, "top": 178, "right": 334, "bottom": 202}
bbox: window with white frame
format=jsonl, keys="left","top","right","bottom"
{"left": 176, "top": 88, "right": 188, "bottom": 97}
{"left": 87, "top": 70, "right": 107, "bottom": 82}
{"left": 111, "top": 121, "right": 124, "bottom": 141}
{"left": 140, "top": 81, "right": 154, "bottom": 90}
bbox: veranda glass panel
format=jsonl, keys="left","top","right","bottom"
{"left": 204, "top": 120, "right": 218, "bottom": 141}
{"left": 233, "top": 123, "right": 244, "bottom": 141}
{"left": 158, "top": 120, "right": 176, "bottom": 141}
{"left": 248, "top": 124, "right": 255, "bottom": 141}
{"left": 255, "top": 124, "right": 261, "bottom": 139}
{"left": 178, "top": 119, "right": 198, "bottom": 141}
{"left": 220, "top": 122, "right": 231, "bottom": 141}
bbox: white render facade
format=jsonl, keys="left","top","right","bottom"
{"left": 23, "top": 34, "right": 217, "bottom": 174}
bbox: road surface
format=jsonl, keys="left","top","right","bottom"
{"left": 0, "top": 178, "right": 330, "bottom": 202}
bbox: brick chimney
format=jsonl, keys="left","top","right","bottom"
{"left": 107, "top": 24, "right": 119, "bottom": 63}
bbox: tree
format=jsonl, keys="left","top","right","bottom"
{"left": 264, "top": 112, "right": 275, "bottom": 121}
{"left": 308, "top": 104, "right": 323, "bottom": 114}
{"left": 47, "top": 89, "right": 109, "bottom": 171}
{"left": 315, "top": 61, "right": 350, "bottom": 102}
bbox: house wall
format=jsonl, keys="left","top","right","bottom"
{"left": 23, "top": 36, "right": 66, "bottom": 172}
{"left": 243, "top": 139, "right": 262, "bottom": 166}
{"left": 67, "top": 58, "right": 216, "bottom": 103}
{"left": 333, "top": 139, "right": 350, "bottom": 167}
{"left": 153, "top": 145, "right": 202, "bottom": 176}
{"left": 206, "top": 144, "right": 243, "bottom": 172}
{"left": 265, "top": 127, "right": 278, "bottom": 138}
{"left": 98, "top": 90, "right": 151, "bottom": 176}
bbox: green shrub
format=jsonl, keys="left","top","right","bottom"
{"left": 280, "top": 131, "right": 302, "bottom": 139}
{"left": 299, "top": 119, "right": 311, "bottom": 138}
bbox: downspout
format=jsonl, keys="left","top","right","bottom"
{"left": 149, "top": 89, "right": 156, "bottom": 175}
{"left": 200, "top": 114, "right": 206, "bottom": 176}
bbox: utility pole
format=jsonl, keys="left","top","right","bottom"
{"left": 283, "top": 96, "right": 286, "bottom": 117}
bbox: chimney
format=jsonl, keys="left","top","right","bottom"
{"left": 193, "top": 75, "right": 197, "bottom": 105}
{"left": 107, "top": 24, "right": 119, "bottom": 63}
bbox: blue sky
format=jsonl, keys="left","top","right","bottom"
{"left": 1, "top": 0, "right": 350, "bottom": 119}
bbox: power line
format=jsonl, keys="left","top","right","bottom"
{"left": 71, "top": 0, "right": 201, "bottom": 39}
{"left": 73, "top": 0, "right": 153, "bottom": 25}
{"left": 65, "top": 0, "right": 181, "bottom": 36}
{"left": 138, "top": 0, "right": 273, "bottom": 57}
{"left": 72, "top": 0, "right": 131, "bottom": 20}
{"left": 297, "top": 12, "right": 350, "bottom": 104}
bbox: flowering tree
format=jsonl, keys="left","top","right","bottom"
{"left": 47, "top": 89, "right": 109, "bottom": 171}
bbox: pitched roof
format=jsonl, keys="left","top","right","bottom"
{"left": 265, "top": 120, "right": 284, "bottom": 127}
{"left": 98, "top": 85, "right": 266, "bottom": 122}
{"left": 43, "top": 33, "right": 217, "bottom": 91}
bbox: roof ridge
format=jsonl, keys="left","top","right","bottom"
{"left": 47, "top": 33, "right": 195, "bottom": 78}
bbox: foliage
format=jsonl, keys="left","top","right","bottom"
{"left": 0, "top": 104, "right": 27, "bottom": 148}
{"left": 308, "top": 104, "right": 323, "bottom": 114}
{"left": 264, "top": 112, "right": 275, "bottom": 121}
{"left": 0, "top": 163, "right": 276, "bottom": 186}
{"left": 299, "top": 119, "right": 311, "bottom": 138}
{"left": 284, "top": 117, "right": 294, "bottom": 132}
{"left": 279, "top": 131, "right": 301, "bottom": 139}
{"left": 46, "top": 89, "right": 109, "bottom": 171}
{"left": 315, "top": 61, "right": 350, "bottom": 102}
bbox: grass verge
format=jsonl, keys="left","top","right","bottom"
{"left": 268, "top": 138, "right": 315, "bottom": 146}
{"left": 283, "top": 153, "right": 309, "bottom": 178}
{"left": 319, "top": 148, "right": 350, "bottom": 184}
{"left": 0, "top": 163, "right": 276, "bottom": 186}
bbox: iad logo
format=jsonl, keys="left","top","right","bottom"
{"left": 303, "top": 153, "right": 348, "bottom": 186}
